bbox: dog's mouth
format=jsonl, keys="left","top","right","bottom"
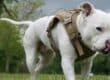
{"left": 102, "top": 40, "right": 110, "bottom": 54}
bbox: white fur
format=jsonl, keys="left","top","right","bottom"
{"left": 1, "top": 3, "right": 110, "bottom": 80}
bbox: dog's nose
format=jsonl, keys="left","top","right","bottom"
{"left": 104, "top": 40, "right": 110, "bottom": 52}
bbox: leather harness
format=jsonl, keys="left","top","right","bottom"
{"left": 47, "top": 9, "right": 95, "bottom": 61}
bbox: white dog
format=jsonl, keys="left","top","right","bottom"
{"left": 1, "top": 2, "right": 110, "bottom": 80}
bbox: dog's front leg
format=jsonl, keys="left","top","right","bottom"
{"left": 81, "top": 57, "right": 93, "bottom": 80}
{"left": 81, "top": 53, "right": 98, "bottom": 80}
{"left": 61, "top": 57, "right": 75, "bottom": 80}
{"left": 59, "top": 39, "right": 77, "bottom": 80}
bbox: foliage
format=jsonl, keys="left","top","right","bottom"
{"left": 0, "top": 0, "right": 43, "bottom": 73}
{"left": 2, "top": 0, "right": 44, "bottom": 20}
{"left": 0, "top": 0, "right": 4, "bottom": 14}
{"left": 93, "top": 54, "right": 110, "bottom": 74}
{"left": 0, "top": 21, "right": 24, "bottom": 72}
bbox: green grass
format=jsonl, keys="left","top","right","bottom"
{"left": 0, "top": 73, "right": 110, "bottom": 80}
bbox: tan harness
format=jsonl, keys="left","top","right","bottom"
{"left": 47, "top": 9, "right": 95, "bottom": 61}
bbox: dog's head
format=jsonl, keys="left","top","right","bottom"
{"left": 77, "top": 2, "right": 110, "bottom": 54}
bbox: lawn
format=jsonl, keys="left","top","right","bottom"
{"left": 0, "top": 73, "right": 110, "bottom": 80}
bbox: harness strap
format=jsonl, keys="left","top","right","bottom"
{"left": 71, "top": 11, "right": 84, "bottom": 56}
{"left": 47, "top": 17, "right": 60, "bottom": 53}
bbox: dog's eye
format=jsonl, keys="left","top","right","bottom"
{"left": 96, "top": 27, "right": 103, "bottom": 32}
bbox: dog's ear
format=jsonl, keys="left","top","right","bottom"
{"left": 80, "top": 2, "right": 94, "bottom": 16}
